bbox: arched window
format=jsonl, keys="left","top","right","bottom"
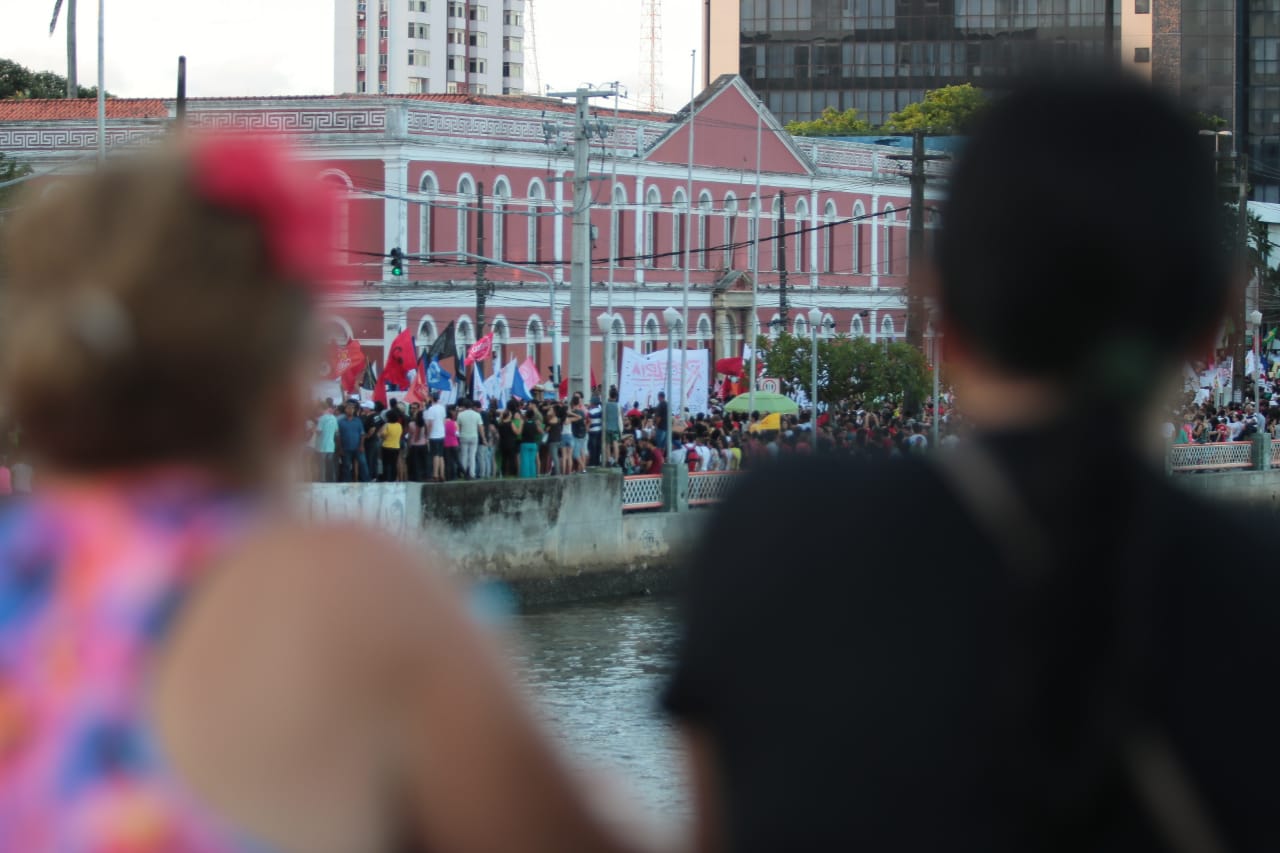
{"left": 852, "top": 201, "right": 866, "bottom": 274}
{"left": 526, "top": 316, "right": 544, "bottom": 364}
{"left": 527, "top": 180, "right": 545, "bottom": 263}
{"left": 794, "top": 197, "right": 809, "bottom": 273}
{"left": 821, "top": 313, "right": 835, "bottom": 338}
{"left": 821, "top": 200, "right": 837, "bottom": 274}
{"left": 696, "top": 314, "right": 713, "bottom": 350}
{"left": 418, "top": 316, "right": 438, "bottom": 347}
{"left": 672, "top": 188, "right": 689, "bottom": 266}
{"left": 456, "top": 176, "right": 475, "bottom": 261}
{"left": 643, "top": 186, "right": 661, "bottom": 267}
{"left": 491, "top": 317, "right": 509, "bottom": 367}
{"left": 881, "top": 314, "right": 895, "bottom": 339}
{"left": 643, "top": 315, "right": 660, "bottom": 355}
{"left": 747, "top": 194, "right": 761, "bottom": 272}
{"left": 723, "top": 193, "right": 739, "bottom": 269}
{"left": 881, "top": 204, "right": 895, "bottom": 275}
{"left": 794, "top": 315, "right": 809, "bottom": 338}
{"left": 319, "top": 170, "right": 353, "bottom": 266}
{"left": 492, "top": 178, "right": 511, "bottom": 263}
{"left": 418, "top": 172, "right": 438, "bottom": 258}
{"left": 697, "top": 191, "right": 713, "bottom": 270}
{"left": 768, "top": 313, "right": 782, "bottom": 340}
{"left": 851, "top": 313, "right": 865, "bottom": 337}
{"left": 455, "top": 317, "right": 474, "bottom": 362}
{"left": 611, "top": 184, "right": 629, "bottom": 267}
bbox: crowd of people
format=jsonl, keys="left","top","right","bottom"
{"left": 305, "top": 381, "right": 964, "bottom": 483}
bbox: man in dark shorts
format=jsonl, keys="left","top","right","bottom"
{"left": 664, "top": 73, "right": 1280, "bottom": 853}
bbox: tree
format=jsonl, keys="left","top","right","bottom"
{"left": 755, "top": 332, "right": 930, "bottom": 408}
{"left": 0, "top": 152, "right": 33, "bottom": 208}
{"left": 0, "top": 57, "right": 103, "bottom": 99}
{"left": 882, "top": 84, "right": 987, "bottom": 134}
{"left": 785, "top": 106, "right": 874, "bottom": 137}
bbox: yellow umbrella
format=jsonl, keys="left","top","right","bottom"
{"left": 750, "top": 412, "right": 783, "bottom": 432}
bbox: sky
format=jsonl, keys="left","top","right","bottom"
{"left": 0, "top": 0, "right": 704, "bottom": 112}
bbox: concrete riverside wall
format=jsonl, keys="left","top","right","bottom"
{"left": 1174, "top": 468, "right": 1280, "bottom": 512}
{"left": 296, "top": 472, "right": 701, "bottom": 607}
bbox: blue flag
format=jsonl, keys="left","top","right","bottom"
{"left": 511, "top": 362, "right": 531, "bottom": 401}
{"left": 427, "top": 356, "right": 453, "bottom": 391}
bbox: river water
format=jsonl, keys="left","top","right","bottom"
{"left": 509, "top": 595, "right": 688, "bottom": 817}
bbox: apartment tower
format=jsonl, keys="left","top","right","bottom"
{"left": 335, "top": 0, "right": 526, "bottom": 96}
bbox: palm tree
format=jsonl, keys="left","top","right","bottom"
{"left": 49, "top": 0, "right": 77, "bottom": 98}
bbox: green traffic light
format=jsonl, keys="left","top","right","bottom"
{"left": 392, "top": 266, "right": 404, "bottom": 276}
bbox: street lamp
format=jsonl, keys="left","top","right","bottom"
{"left": 663, "top": 306, "right": 682, "bottom": 459}
{"left": 1199, "top": 128, "right": 1233, "bottom": 157}
{"left": 808, "top": 307, "right": 823, "bottom": 447}
{"left": 597, "top": 312, "right": 616, "bottom": 397}
{"left": 1250, "top": 308, "right": 1264, "bottom": 403}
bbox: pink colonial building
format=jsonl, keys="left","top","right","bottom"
{"left": 0, "top": 76, "right": 943, "bottom": 392}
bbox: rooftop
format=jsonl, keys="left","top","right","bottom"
{"left": 0, "top": 98, "right": 169, "bottom": 121}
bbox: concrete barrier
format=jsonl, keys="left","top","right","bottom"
{"left": 1174, "top": 468, "right": 1280, "bottom": 513}
{"left": 297, "top": 473, "right": 702, "bottom": 607}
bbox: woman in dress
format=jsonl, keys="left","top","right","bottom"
{"left": 0, "top": 137, "right": 640, "bottom": 853}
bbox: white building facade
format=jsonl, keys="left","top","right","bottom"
{"left": 334, "top": 0, "right": 525, "bottom": 96}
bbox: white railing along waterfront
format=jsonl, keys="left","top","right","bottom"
{"left": 1168, "top": 441, "right": 1254, "bottom": 472}
{"left": 622, "top": 470, "right": 741, "bottom": 510}
{"left": 688, "top": 471, "right": 740, "bottom": 506}
{"left": 622, "top": 475, "right": 664, "bottom": 511}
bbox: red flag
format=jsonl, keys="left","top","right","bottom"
{"left": 559, "top": 369, "right": 599, "bottom": 399}
{"left": 337, "top": 340, "right": 366, "bottom": 395}
{"left": 465, "top": 332, "right": 494, "bottom": 368}
{"left": 403, "top": 369, "right": 429, "bottom": 406}
{"left": 381, "top": 329, "right": 417, "bottom": 389}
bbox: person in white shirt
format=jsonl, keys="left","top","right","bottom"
{"left": 456, "top": 399, "right": 484, "bottom": 479}
{"left": 425, "top": 393, "right": 448, "bottom": 482}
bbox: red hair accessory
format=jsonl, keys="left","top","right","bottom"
{"left": 191, "top": 134, "right": 343, "bottom": 292}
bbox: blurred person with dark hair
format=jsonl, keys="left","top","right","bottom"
{"left": 0, "top": 138, "right": 642, "bottom": 853}
{"left": 665, "top": 73, "right": 1278, "bottom": 853}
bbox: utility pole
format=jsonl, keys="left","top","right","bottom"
{"left": 548, "top": 86, "right": 615, "bottom": 402}
{"left": 777, "top": 190, "right": 788, "bottom": 328}
{"left": 66, "top": 0, "right": 78, "bottom": 97}
{"left": 176, "top": 56, "right": 187, "bottom": 123}
{"left": 474, "top": 181, "right": 491, "bottom": 338}
{"left": 889, "top": 131, "right": 947, "bottom": 415}
{"left": 1230, "top": 153, "right": 1251, "bottom": 401}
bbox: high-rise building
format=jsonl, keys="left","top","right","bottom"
{"left": 335, "top": 0, "right": 525, "bottom": 96}
{"left": 711, "top": 0, "right": 1125, "bottom": 127}
{"left": 707, "top": 0, "right": 1277, "bottom": 199}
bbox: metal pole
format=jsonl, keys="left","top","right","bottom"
{"left": 747, "top": 99, "right": 762, "bottom": 419}
{"left": 606, "top": 82, "right": 620, "bottom": 320}
{"left": 680, "top": 50, "right": 696, "bottom": 421}
{"left": 66, "top": 0, "right": 78, "bottom": 98}
{"left": 96, "top": 0, "right": 104, "bottom": 163}
{"left": 176, "top": 56, "right": 187, "bottom": 124}
{"left": 932, "top": 332, "right": 941, "bottom": 448}
{"left": 474, "top": 181, "right": 488, "bottom": 337}
{"left": 666, "top": 326, "right": 674, "bottom": 459}
{"left": 811, "top": 323, "right": 819, "bottom": 450}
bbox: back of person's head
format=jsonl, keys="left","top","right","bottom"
{"left": 1, "top": 135, "right": 335, "bottom": 479}
{"left": 937, "top": 71, "right": 1230, "bottom": 405}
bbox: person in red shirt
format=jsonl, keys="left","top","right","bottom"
{"left": 640, "top": 437, "right": 665, "bottom": 474}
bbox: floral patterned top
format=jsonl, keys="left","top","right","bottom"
{"left": 0, "top": 478, "right": 274, "bottom": 852}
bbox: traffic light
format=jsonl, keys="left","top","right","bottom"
{"left": 389, "top": 247, "right": 405, "bottom": 277}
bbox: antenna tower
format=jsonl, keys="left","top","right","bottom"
{"left": 639, "top": 0, "right": 663, "bottom": 111}
{"left": 526, "top": 0, "right": 543, "bottom": 94}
